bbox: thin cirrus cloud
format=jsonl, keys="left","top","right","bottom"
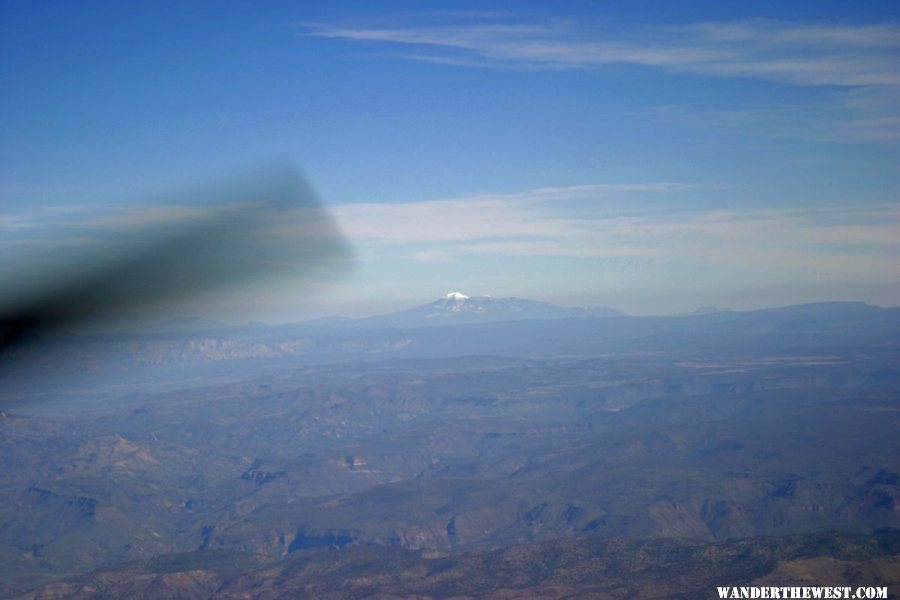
{"left": 331, "top": 183, "right": 900, "bottom": 277}
{"left": 306, "top": 17, "right": 900, "bottom": 86}
{"left": 307, "top": 16, "right": 900, "bottom": 141}
{"left": 331, "top": 183, "right": 688, "bottom": 247}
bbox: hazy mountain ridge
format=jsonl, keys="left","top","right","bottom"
{"left": 360, "top": 292, "right": 624, "bottom": 327}
{"left": 115, "top": 297, "right": 897, "bottom": 335}
{"left": 3, "top": 299, "right": 898, "bottom": 388}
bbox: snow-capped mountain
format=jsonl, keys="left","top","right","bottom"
{"left": 364, "top": 292, "right": 623, "bottom": 327}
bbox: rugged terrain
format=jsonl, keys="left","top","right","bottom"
{"left": 1, "top": 298, "right": 898, "bottom": 597}
{"left": 17, "top": 533, "right": 900, "bottom": 599}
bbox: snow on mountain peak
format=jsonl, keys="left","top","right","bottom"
{"left": 445, "top": 292, "right": 469, "bottom": 301}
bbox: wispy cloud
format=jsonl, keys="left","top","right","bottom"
{"left": 331, "top": 183, "right": 900, "bottom": 277}
{"left": 307, "top": 17, "right": 900, "bottom": 86}
{"left": 332, "top": 182, "right": 687, "bottom": 249}
{"left": 307, "top": 15, "right": 900, "bottom": 142}
{"left": 685, "top": 21, "right": 900, "bottom": 48}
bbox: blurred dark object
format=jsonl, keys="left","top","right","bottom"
{"left": 0, "top": 163, "right": 351, "bottom": 356}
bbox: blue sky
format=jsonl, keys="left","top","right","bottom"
{"left": 1, "top": 1, "right": 899, "bottom": 320}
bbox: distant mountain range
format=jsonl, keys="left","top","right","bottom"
{"left": 130, "top": 293, "right": 621, "bottom": 334}
{"left": 127, "top": 294, "right": 900, "bottom": 337}
{"left": 2, "top": 297, "right": 898, "bottom": 391}
{"left": 359, "top": 292, "right": 623, "bottom": 328}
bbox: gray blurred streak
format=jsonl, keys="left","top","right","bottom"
{"left": 0, "top": 162, "right": 354, "bottom": 357}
